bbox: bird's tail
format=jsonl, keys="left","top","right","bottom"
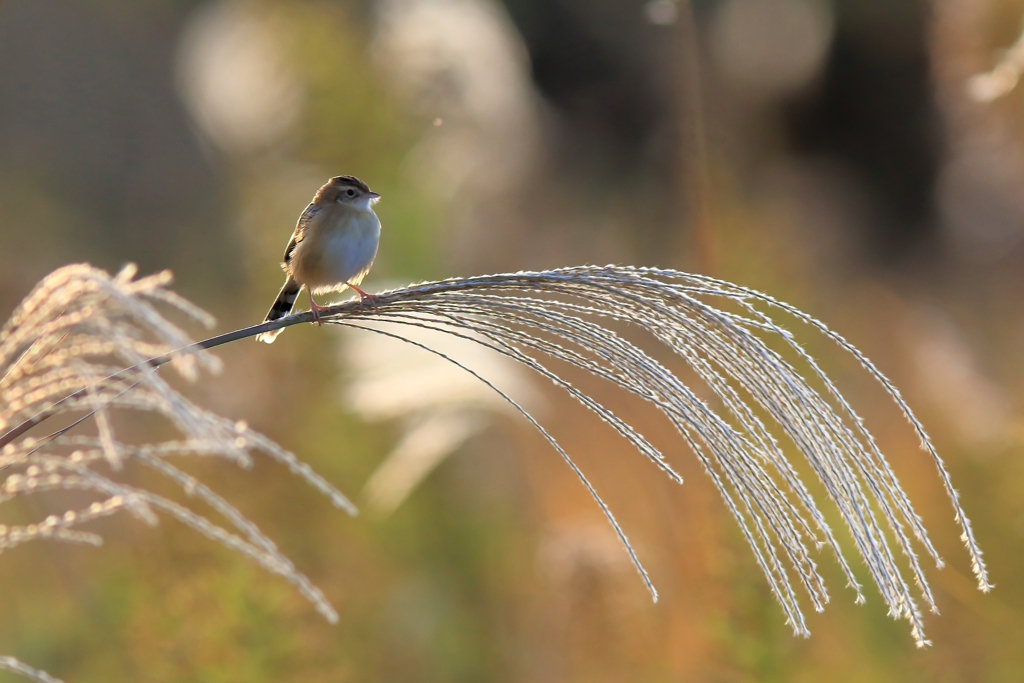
{"left": 256, "top": 276, "right": 301, "bottom": 344}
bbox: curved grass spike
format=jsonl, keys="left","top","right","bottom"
{"left": 0, "top": 263, "right": 988, "bottom": 668}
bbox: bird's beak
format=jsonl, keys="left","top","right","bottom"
{"left": 368, "top": 191, "right": 381, "bottom": 199}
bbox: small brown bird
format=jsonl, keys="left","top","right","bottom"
{"left": 256, "top": 175, "right": 381, "bottom": 343}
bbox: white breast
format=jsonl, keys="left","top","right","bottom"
{"left": 315, "top": 210, "right": 381, "bottom": 293}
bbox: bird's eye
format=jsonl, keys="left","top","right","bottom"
{"left": 346, "top": 189, "right": 356, "bottom": 197}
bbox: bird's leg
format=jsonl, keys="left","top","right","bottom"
{"left": 347, "top": 282, "right": 380, "bottom": 313}
{"left": 308, "top": 289, "right": 325, "bottom": 326}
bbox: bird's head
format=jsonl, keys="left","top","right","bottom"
{"left": 316, "top": 175, "right": 381, "bottom": 210}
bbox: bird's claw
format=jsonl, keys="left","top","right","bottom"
{"left": 359, "top": 293, "right": 380, "bottom": 314}
{"left": 348, "top": 283, "right": 380, "bottom": 314}
{"left": 309, "top": 297, "right": 325, "bottom": 326}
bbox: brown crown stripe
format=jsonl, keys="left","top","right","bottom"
{"left": 329, "top": 175, "right": 370, "bottom": 193}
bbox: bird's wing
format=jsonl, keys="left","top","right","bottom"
{"left": 282, "top": 203, "right": 321, "bottom": 266}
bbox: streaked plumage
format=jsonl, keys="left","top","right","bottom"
{"left": 256, "top": 175, "right": 381, "bottom": 343}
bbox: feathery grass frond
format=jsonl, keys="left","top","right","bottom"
{"left": 0, "top": 263, "right": 989, "bottom": 680}
{"left": 312, "top": 265, "right": 987, "bottom": 645}
{"left": 0, "top": 264, "right": 357, "bottom": 657}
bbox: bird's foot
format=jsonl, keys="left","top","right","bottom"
{"left": 348, "top": 283, "right": 380, "bottom": 313}
{"left": 309, "top": 298, "right": 326, "bottom": 327}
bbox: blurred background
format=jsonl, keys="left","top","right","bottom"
{"left": 1, "top": 0, "right": 1024, "bottom": 680}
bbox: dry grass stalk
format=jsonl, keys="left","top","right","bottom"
{"left": 0, "top": 655, "right": 66, "bottom": 683}
{"left": 319, "top": 265, "right": 990, "bottom": 646}
{"left": 0, "top": 265, "right": 355, "bottom": 646}
{"left": 0, "top": 263, "right": 990, "bottom": 681}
